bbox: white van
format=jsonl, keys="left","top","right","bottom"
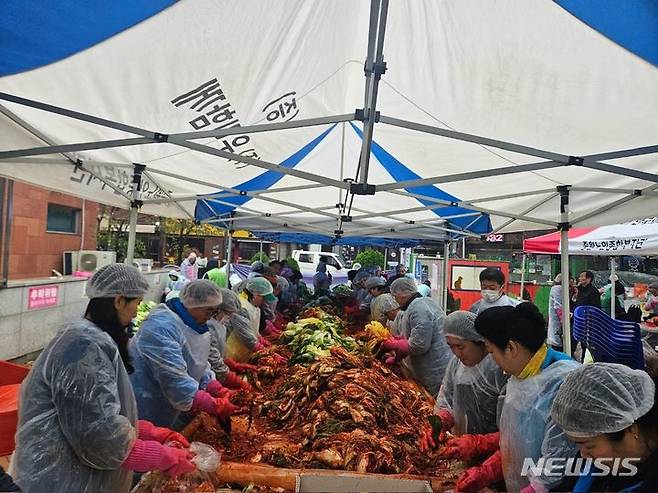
{"left": 292, "top": 250, "right": 349, "bottom": 284}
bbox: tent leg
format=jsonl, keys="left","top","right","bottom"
{"left": 559, "top": 186, "right": 572, "bottom": 356}
{"left": 125, "top": 164, "right": 145, "bottom": 266}
{"left": 610, "top": 258, "right": 616, "bottom": 319}
{"left": 520, "top": 253, "right": 526, "bottom": 300}
{"left": 443, "top": 241, "right": 450, "bottom": 312}
{"left": 226, "top": 231, "right": 233, "bottom": 284}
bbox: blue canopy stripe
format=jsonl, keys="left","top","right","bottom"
{"left": 194, "top": 124, "right": 337, "bottom": 221}
{"left": 555, "top": 0, "right": 658, "bottom": 67}
{"left": 349, "top": 123, "right": 491, "bottom": 235}
{"left": 0, "top": 1, "right": 175, "bottom": 76}
{"left": 251, "top": 231, "right": 421, "bottom": 248}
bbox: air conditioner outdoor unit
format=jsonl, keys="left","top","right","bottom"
{"left": 77, "top": 251, "right": 116, "bottom": 273}
{"left": 132, "top": 258, "right": 153, "bottom": 272}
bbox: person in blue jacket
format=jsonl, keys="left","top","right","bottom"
{"left": 130, "top": 280, "right": 238, "bottom": 429}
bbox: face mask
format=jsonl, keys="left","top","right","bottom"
{"left": 481, "top": 289, "right": 502, "bottom": 303}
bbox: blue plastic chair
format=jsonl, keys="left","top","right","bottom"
{"left": 573, "top": 305, "right": 645, "bottom": 369}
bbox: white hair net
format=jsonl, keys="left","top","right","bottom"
{"left": 390, "top": 277, "right": 418, "bottom": 296}
{"left": 551, "top": 362, "right": 656, "bottom": 438}
{"left": 444, "top": 311, "right": 481, "bottom": 341}
{"left": 365, "top": 276, "right": 386, "bottom": 289}
{"left": 377, "top": 293, "right": 399, "bottom": 313}
{"left": 218, "top": 288, "right": 241, "bottom": 313}
{"left": 85, "top": 264, "right": 149, "bottom": 299}
{"left": 179, "top": 279, "right": 222, "bottom": 309}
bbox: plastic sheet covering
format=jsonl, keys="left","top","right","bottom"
{"left": 396, "top": 297, "right": 451, "bottom": 395}
{"left": 435, "top": 354, "right": 507, "bottom": 436}
{"left": 499, "top": 359, "right": 580, "bottom": 492}
{"left": 130, "top": 304, "right": 213, "bottom": 428}
{"left": 14, "top": 319, "right": 137, "bottom": 493}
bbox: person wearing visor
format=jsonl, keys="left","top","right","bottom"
{"left": 363, "top": 276, "right": 387, "bottom": 319}
{"left": 14, "top": 264, "right": 194, "bottom": 492}
{"left": 226, "top": 277, "right": 277, "bottom": 362}
{"left": 421, "top": 311, "right": 507, "bottom": 452}
{"left": 130, "top": 280, "right": 238, "bottom": 429}
{"left": 470, "top": 267, "right": 521, "bottom": 315}
{"left": 551, "top": 363, "right": 658, "bottom": 492}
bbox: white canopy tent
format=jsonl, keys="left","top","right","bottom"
{"left": 1, "top": 0, "right": 658, "bottom": 352}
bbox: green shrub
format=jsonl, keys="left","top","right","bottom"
{"left": 249, "top": 252, "right": 271, "bottom": 264}
{"left": 354, "top": 248, "right": 385, "bottom": 269}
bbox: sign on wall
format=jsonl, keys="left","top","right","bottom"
{"left": 28, "top": 285, "right": 59, "bottom": 310}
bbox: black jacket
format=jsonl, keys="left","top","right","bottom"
{"left": 574, "top": 283, "right": 601, "bottom": 309}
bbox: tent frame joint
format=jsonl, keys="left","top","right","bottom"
{"left": 568, "top": 156, "right": 584, "bottom": 166}
{"left": 557, "top": 221, "right": 571, "bottom": 232}
{"left": 634, "top": 189, "right": 643, "bottom": 196}
{"left": 153, "top": 132, "right": 169, "bottom": 143}
{"left": 341, "top": 215, "right": 352, "bottom": 222}
{"left": 354, "top": 108, "right": 381, "bottom": 123}
{"left": 350, "top": 182, "right": 376, "bottom": 195}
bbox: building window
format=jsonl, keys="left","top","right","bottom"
{"left": 46, "top": 204, "right": 80, "bottom": 234}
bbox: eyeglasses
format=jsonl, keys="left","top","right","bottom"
{"left": 202, "top": 306, "right": 220, "bottom": 317}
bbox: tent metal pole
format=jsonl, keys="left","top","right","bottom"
{"left": 462, "top": 238, "right": 466, "bottom": 259}
{"left": 610, "top": 258, "right": 616, "bottom": 320}
{"left": 379, "top": 115, "right": 658, "bottom": 183}
{"left": 443, "top": 241, "right": 450, "bottom": 312}
{"left": 174, "top": 113, "right": 355, "bottom": 140}
{"left": 520, "top": 254, "right": 526, "bottom": 301}
{"left": 376, "top": 161, "right": 564, "bottom": 192}
{"left": 489, "top": 192, "right": 560, "bottom": 234}
{"left": 387, "top": 189, "right": 558, "bottom": 227}
{"left": 357, "top": 0, "right": 389, "bottom": 184}
{"left": 168, "top": 139, "right": 350, "bottom": 190}
{"left": 559, "top": 186, "right": 572, "bottom": 356}
{"left": 570, "top": 189, "right": 658, "bottom": 225}
{"left": 468, "top": 188, "right": 556, "bottom": 204}
{"left": 226, "top": 231, "right": 233, "bottom": 284}
{"left": 339, "top": 122, "right": 346, "bottom": 205}
{"left": 125, "top": 164, "right": 145, "bottom": 266}
{"left": 0, "top": 91, "right": 156, "bottom": 137}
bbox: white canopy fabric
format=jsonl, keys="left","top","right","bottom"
{"left": 1, "top": 0, "right": 657, "bottom": 241}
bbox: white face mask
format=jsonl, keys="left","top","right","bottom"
{"left": 481, "top": 289, "right": 502, "bottom": 303}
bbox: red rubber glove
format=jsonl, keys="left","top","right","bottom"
{"left": 520, "top": 484, "right": 537, "bottom": 493}
{"left": 122, "top": 439, "right": 196, "bottom": 477}
{"left": 223, "top": 371, "right": 252, "bottom": 391}
{"left": 225, "top": 358, "right": 258, "bottom": 374}
{"left": 380, "top": 337, "right": 410, "bottom": 357}
{"left": 419, "top": 425, "right": 436, "bottom": 452}
{"left": 440, "top": 432, "right": 500, "bottom": 461}
{"left": 137, "top": 420, "right": 190, "bottom": 448}
{"left": 436, "top": 409, "right": 455, "bottom": 432}
{"left": 191, "top": 390, "right": 239, "bottom": 419}
{"left": 263, "top": 320, "right": 281, "bottom": 337}
{"left": 206, "top": 379, "right": 231, "bottom": 398}
{"left": 455, "top": 450, "right": 503, "bottom": 492}
{"left": 257, "top": 335, "right": 272, "bottom": 347}
{"left": 253, "top": 341, "right": 266, "bottom": 352}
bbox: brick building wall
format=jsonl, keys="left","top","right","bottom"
{"left": 9, "top": 182, "right": 98, "bottom": 279}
